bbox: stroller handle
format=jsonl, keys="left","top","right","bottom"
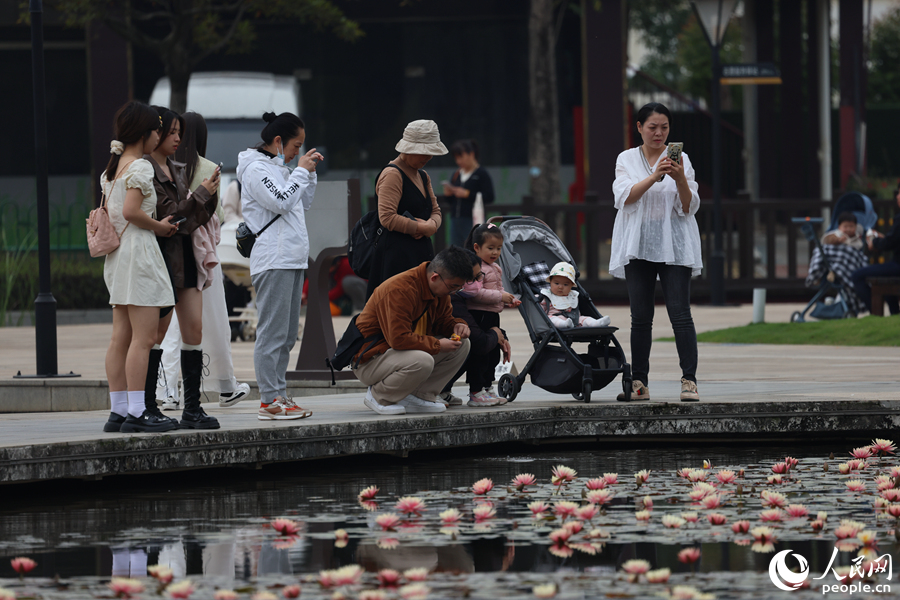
{"left": 487, "top": 214, "right": 551, "bottom": 228}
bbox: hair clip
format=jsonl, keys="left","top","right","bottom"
{"left": 486, "top": 223, "right": 496, "bottom": 229}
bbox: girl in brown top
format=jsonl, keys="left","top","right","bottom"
{"left": 365, "top": 120, "right": 448, "bottom": 299}
{"left": 145, "top": 107, "right": 221, "bottom": 430}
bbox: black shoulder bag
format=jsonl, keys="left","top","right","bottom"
{"left": 235, "top": 215, "right": 280, "bottom": 258}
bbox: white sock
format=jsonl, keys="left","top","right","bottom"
{"left": 110, "top": 391, "right": 128, "bottom": 417}
{"left": 129, "top": 549, "right": 147, "bottom": 577}
{"left": 549, "top": 315, "right": 572, "bottom": 329}
{"left": 127, "top": 391, "right": 145, "bottom": 418}
{"left": 583, "top": 315, "right": 611, "bottom": 327}
{"left": 152, "top": 344, "right": 161, "bottom": 350}
{"left": 183, "top": 343, "right": 202, "bottom": 351}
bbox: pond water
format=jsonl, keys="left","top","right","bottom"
{"left": 0, "top": 442, "right": 897, "bottom": 599}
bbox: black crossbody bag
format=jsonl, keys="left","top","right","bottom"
{"left": 235, "top": 215, "right": 280, "bottom": 258}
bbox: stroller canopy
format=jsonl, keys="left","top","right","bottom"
{"left": 830, "top": 192, "right": 877, "bottom": 232}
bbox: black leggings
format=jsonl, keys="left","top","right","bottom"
{"left": 465, "top": 310, "right": 501, "bottom": 393}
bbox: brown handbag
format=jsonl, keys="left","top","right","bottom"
{"left": 87, "top": 176, "right": 129, "bottom": 258}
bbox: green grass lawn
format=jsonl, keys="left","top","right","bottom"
{"left": 658, "top": 314, "right": 900, "bottom": 346}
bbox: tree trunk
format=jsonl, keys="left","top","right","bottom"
{"left": 165, "top": 61, "right": 191, "bottom": 114}
{"left": 528, "top": 0, "right": 561, "bottom": 205}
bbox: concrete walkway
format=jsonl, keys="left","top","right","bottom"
{"left": 1, "top": 302, "right": 899, "bottom": 484}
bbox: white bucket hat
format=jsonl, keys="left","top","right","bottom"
{"left": 395, "top": 120, "right": 448, "bottom": 156}
{"left": 547, "top": 262, "right": 576, "bottom": 284}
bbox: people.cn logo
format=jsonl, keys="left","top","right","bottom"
{"left": 769, "top": 550, "right": 811, "bottom": 591}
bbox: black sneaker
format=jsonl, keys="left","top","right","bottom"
{"left": 146, "top": 404, "right": 180, "bottom": 427}
{"left": 103, "top": 412, "right": 126, "bottom": 433}
{"left": 120, "top": 411, "right": 179, "bottom": 433}
{"left": 180, "top": 407, "right": 220, "bottom": 430}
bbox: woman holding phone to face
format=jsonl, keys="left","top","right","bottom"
{"left": 610, "top": 102, "right": 702, "bottom": 403}
{"left": 145, "top": 106, "right": 221, "bottom": 429}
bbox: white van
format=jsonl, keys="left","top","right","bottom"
{"left": 149, "top": 72, "right": 302, "bottom": 171}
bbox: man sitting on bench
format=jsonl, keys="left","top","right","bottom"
{"left": 851, "top": 182, "right": 900, "bottom": 315}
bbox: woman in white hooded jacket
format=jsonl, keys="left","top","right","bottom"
{"left": 236, "top": 111, "right": 323, "bottom": 421}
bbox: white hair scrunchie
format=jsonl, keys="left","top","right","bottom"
{"left": 110, "top": 140, "right": 124, "bottom": 156}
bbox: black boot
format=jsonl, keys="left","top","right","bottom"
{"left": 145, "top": 348, "right": 178, "bottom": 425}
{"left": 180, "top": 349, "right": 220, "bottom": 429}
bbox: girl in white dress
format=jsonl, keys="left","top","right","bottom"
{"left": 102, "top": 101, "right": 179, "bottom": 433}
{"left": 610, "top": 102, "right": 702, "bottom": 403}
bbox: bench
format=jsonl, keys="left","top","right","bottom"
{"left": 866, "top": 277, "right": 900, "bottom": 316}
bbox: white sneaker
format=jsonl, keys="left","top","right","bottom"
{"left": 397, "top": 394, "right": 447, "bottom": 413}
{"left": 483, "top": 386, "right": 508, "bottom": 406}
{"left": 439, "top": 391, "right": 464, "bottom": 406}
{"left": 467, "top": 390, "right": 499, "bottom": 407}
{"left": 161, "top": 395, "right": 180, "bottom": 411}
{"left": 219, "top": 382, "right": 251, "bottom": 407}
{"left": 363, "top": 388, "right": 406, "bottom": 415}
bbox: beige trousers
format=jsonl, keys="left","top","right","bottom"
{"left": 354, "top": 339, "right": 470, "bottom": 404}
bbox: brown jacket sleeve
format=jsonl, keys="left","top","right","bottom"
{"left": 374, "top": 287, "right": 441, "bottom": 355}
{"left": 376, "top": 167, "right": 419, "bottom": 235}
{"left": 152, "top": 158, "right": 217, "bottom": 233}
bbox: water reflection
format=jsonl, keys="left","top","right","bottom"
{"left": 0, "top": 443, "right": 889, "bottom": 582}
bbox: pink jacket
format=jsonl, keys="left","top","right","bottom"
{"left": 191, "top": 212, "right": 220, "bottom": 290}
{"left": 461, "top": 260, "right": 505, "bottom": 313}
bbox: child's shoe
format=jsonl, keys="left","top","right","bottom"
{"left": 439, "top": 391, "right": 464, "bottom": 406}
{"left": 617, "top": 380, "right": 650, "bottom": 401}
{"left": 467, "top": 390, "right": 499, "bottom": 407}
{"left": 483, "top": 386, "right": 508, "bottom": 405}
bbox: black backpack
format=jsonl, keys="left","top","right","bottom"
{"left": 326, "top": 314, "right": 385, "bottom": 384}
{"left": 347, "top": 210, "right": 383, "bottom": 279}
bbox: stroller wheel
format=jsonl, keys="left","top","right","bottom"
{"left": 790, "top": 311, "right": 804, "bottom": 323}
{"left": 499, "top": 374, "right": 519, "bottom": 402}
{"left": 582, "top": 380, "right": 592, "bottom": 403}
{"left": 572, "top": 392, "right": 583, "bottom": 400}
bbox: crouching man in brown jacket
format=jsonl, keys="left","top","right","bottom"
{"left": 353, "top": 247, "right": 473, "bottom": 415}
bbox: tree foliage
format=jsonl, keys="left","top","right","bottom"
{"left": 28, "top": 0, "right": 363, "bottom": 112}
{"left": 868, "top": 5, "right": 900, "bottom": 105}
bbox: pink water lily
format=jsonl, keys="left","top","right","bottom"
{"left": 760, "top": 490, "right": 787, "bottom": 508}
{"left": 358, "top": 485, "right": 379, "bottom": 501}
{"left": 731, "top": 520, "right": 751, "bottom": 534}
{"left": 395, "top": 496, "right": 426, "bottom": 515}
{"left": 108, "top": 578, "right": 144, "bottom": 599}
{"left": 473, "top": 504, "right": 496, "bottom": 522}
{"left": 811, "top": 519, "right": 825, "bottom": 531}
{"left": 645, "top": 568, "right": 671, "bottom": 583}
{"left": 681, "top": 512, "right": 699, "bottom": 523}
{"left": 282, "top": 585, "right": 301, "bottom": 599}
{"left": 528, "top": 500, "right": 550, "bottom": 516}
{"left": 577, "top": 504, "right": 599, "bottom": 521}
{"left": 881, "top": 489, "right": 900, "bottom": 502}
{"left": 563, "top": 520, "right": 584, "bottom": 534}
{"left": 472, "top": 478, "right": 494, "bottom": 495}
{"left": 700, "top": 494, "right": 724, "bottom": 510}
{"left": 760, "top": 508, "right": 785, "bottom": 522}
{"left": 585, "top": 478, "right": 607, "bottom": 490}
{"left": 642, "top": 495, "right": 653, "bottom": 509}
{"left": 784, "top": 456, "right": 799, "bottom": 470}
{"left": 0, "top": 588, "right": 15, "bottom": 600}
{"left": 785, "top": 504, "right": 809, "bottom": 518}
{"left": 10, "top": 557, "right": 36, "bottom": 576}
{"left": 771, "top": 462, "right": 788, "bottom": 474}
{"left": 676, "top": 467, "right": 693, "bottom": 479}
{"left": 251, "top": 592, "right": 276, "bottom": 600}
{"left": 271, "top": 518, "right": 301, "bottom": 536}
{"left": 148, "top": 565, "right": 174, "bottom": 584}
{"left": 678, "top": 547, "right": 701, "bottom": 564}
{"left": 398, "top": 583, "right": 430, "bottom": 600}
{"left": 687, "top": 469, "right": 707, "bottom": 483}
{"left": 403, "top": 567, "right": 429, "bottom": 582}
{"left": 512, "top": 473, "right": 536, "bottom": 490}
{"left": 871, "top": 438, "right": 896, "bottom": 456}
{"left": 550, "top": 465, "right": 577, "bottom": 488}
{"left": 553, "top": 501, "right": 579, "bottom": 520}
{"left": 848, "top": 459, "right": 867, "bottom": 471}
{"left": 635, "top": 510, "right": 651, "bottom": 521}
{"left": 662, "top": 515, "right": 686, "bottom": 529}
{"left": 603, "top": 473, "right": 618, "bottom": 485}
{"left": 838, "top": 463, "right": 852, "bottom": 475}
{"left": 875, "top": 475, "right": 894, "bottom": 491}
{"left": 167, "top": 581, "right": 194, "bottom": 599}
{"left": 548, "top": 528, "right": 572, "bottom": 544}
{"left": 586, "top": 489, "right": 614, "bottom": 505}
{"left": 532, "top": 583, "right": 557, "bottom": 598}
{"left": 850, "top": 446, "right": 873, "bottom": 459}
{"left": 767, "top": 474, "right": 783, "bottom": 485}
{"left": 715, "top": 470, "right": 736, "bottom": 484}
{"left": 845, "top": 479, "right": 866, "bottom": 492}
{"left": 439, "top": 508, "right": 462, "bottom": 525}
{"left": 887, "top": 504, "right": 900, "bottom": 518}
{"left": 634, "top": 469, "right": 650, "bottom": 485}
{"left": 375, "top": 513, "right": 402, "bottom": 531}
{"left": 377, "top": 568, "right": 402, "bottom": 587}
{"left": 332, "top": 565, "right": 363, "bottom": 586}
{"left": 707, "top": 512, "right": 727, "bottom": 525}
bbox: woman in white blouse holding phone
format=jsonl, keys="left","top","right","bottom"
{"left": 610, "top": 102, "right": 702, "bottom": 403}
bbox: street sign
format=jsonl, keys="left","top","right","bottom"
{"left": 720, "top": 63, "right": 782, "bottom": 85}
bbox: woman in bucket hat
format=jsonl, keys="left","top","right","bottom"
{"left": 365, "top": 120, "right": 448, "bottom": 299}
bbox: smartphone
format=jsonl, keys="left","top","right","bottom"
{"left": 172, "top": 216, "right": 187, "bottom": 226}
{"left": 667, "top": 142, "right": 683, "bottom": 164}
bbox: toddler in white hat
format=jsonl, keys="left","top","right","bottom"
{"left": 540, "top": 262, "right": 611, "bottom": 329}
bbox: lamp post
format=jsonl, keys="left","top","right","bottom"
{"left": 691, "top": 0, "right": 739, "bottom": 306}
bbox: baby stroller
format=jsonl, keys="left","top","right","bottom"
{"left": 791, "top": 216, "right": 866, "bottom": 322}
{"left": 491, "top": 216, "right": 633, "bottom": 403}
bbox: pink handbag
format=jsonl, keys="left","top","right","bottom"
{"left": 87, "top": 178, "right": 128, "bottom": 257}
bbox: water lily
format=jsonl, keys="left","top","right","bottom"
{"left": 334, "top": 528, "right": 349, "bottom": 548}
{"left": 10, "top": 557, "right": 36, "bottom": 577}
{"left": 784, "top": 456, "right": 799, "bottom": 469}
{"left": 785, "top": 504, "right": 809, "bottom": 518}
{"left": 395, "top": 497, "right": 426, "bottom": 515}
{"left": 271, "top": 518, "right": 301, "bottom": 536}
{"left": 771, "top": 462, "right": 787, "bottom": 474}
{"left": 681, "top": 512, "right": 700, "bottom": 523}
{"left": 707, "top": 512, "right": 727, "bottom": 525}
{"left": 553, "top": 501, "right": 579, "bottom": 520}
{"left": 318, "top": 571, "right": 335, "bottom": 588}
{"left": 760, "top": 490, "right": 787, "bottom": 508}
{"left": 377, "top": 569, "right": 402, "bottom": 587}
{"left": 376, "top": 537, "right": 400, "bottom": 550}
{"left": 767, "top": 475, "right": 783, "bottom": 485}
{"left": 252, "top": 592, "right": 276, "bottom": 600}
{"left": 700, "top": 494, "right": 723, "bottom": 510}
{"left": 472, "top": 478, "right": 493, "bottom": 495}
{"left": 876, "top": 475, "right": 894, "bottom": 491}
{"left": 760, "top": 508, "right": 785, "bottom": 522}
{"left": 845, "top": 479, "right": 866, "bottom": 492}
{"left": 882, "top": 489, "right": 900, "bottom": 502}
{"left": 678, "top": 547, "right": 701, "bottom": 564}
{"left": 818, "top": 511, "right": 828, "bottom": 521}
{"left": 528, "top": 500, "right": 550, "bottom": 516}
{"left": 359, "top": 500, "right": 379, "bottom": 512}
{"left": 676, "top": 467, "right": 693, "bottom": 479}
{"left": 359, "top": 591, "right": 388, "bottom": 600}
{"left": 838, "top": 463, "right": 851, "bottom": 474}
{"left": 332, "top": 565, "right": 363, "bottom": 586}
{"left": 548, "top": 543, "right": 574, "bottom": 558}
{"left": 751, "top": 526, "right": 777, "bottom": 553}
{"left": 577, "top": 504, "right": 599, "bottom": 521}
{"left": 621, "top": 558, "right": 651, "bottom": 575}
{"left": 586, "top": 489, "right": 614, "bottom": 505}
{"left": 858, "top": 530, "right": 877, "bottom": 547}
{"left": 550, "top": 465, "right": 577, "bottom": 488}
{"left": 603, "top": 473, "right": 618, "bottom": 485}
{"left": 473, "top": 504, "right": 496, "bottom": 522}
{"left": 635, "top": 510, "right": 651, "bottom": 521}
{"left": 148, "top": 565, "right": 174, "bottom": 585}
{"left": 887, "top": 504, "right": 900, "bottom": 518}
{"left": 108, "top": 578, "right": 145, "bottom": 599}
{"left": 715, "top": 470, "right": 736, "bottom": 484}
{"left": 375, "top": 513, "right": 402, "bottom": 531}
{"left": 398, "top": 583, "right": 430, "bottom": 600}
{"left": 850, "top": 446, "right": 872, "bottom": 460}
{"left": 662, "top": 515, "right": 686, "bottom": 528}
{"left": 0, "top": 588, "right": 14, "bottom": 600}
{"left": 646, "top": 568, "right": 671, "bottom": 583}
{"left": 835, "top": 522, "right": 863, "bottom": 539}
{"left": 585, "top": 477, "right": 607, "bottom": 490}
{"left": 548, "top": 528, "right": 572, "bottom": 544}
{"left": 439, "top": 508, "right": 462, "bottom": 525}
{"left": 732, "top": 520, "right": 751, "bottom": 534}
{"left": 634, "top": 469, "right": 650, "bottom": 485}
{"left": 168, "top": 580, "right": 195, "bottom": 599}
{"left": 403, "top": 568, "right": 429, "bottom": 582}
{"left": 512, "top": 473, "right": 536, "bottom": 490}
{"left": 214, "top": 591, "right": 238, "bottom": 600}
{"left": 687, "top": 469, "right": 707, "bottom": 483}
{"left": 642, "top": 495, "right": 653, "bottom": 509}
{"left": 358, "top": 485, "right": 379, "bottom": 501}
{"left": 563, "top": 520, "right": 583, "bottom": 534}
{"left": 811, "top": 519, "right": 825, "bottom": 531}
{"left": 532, "top": 583, "right": 557, "bottom": 598}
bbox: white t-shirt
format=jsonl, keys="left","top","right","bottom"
{"left": 609, "top": 147, "right": 703, "bottom": 278}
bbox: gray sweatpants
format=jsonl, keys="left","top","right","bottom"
{"left": 251, "top": 268, "right": 304, "bottom": 404}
